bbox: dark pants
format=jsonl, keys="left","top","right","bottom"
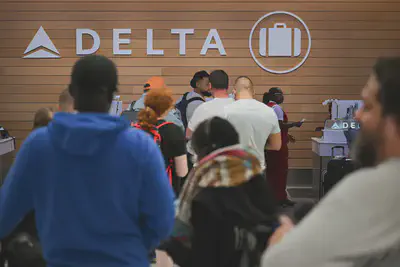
{"left": 265, "top": 145, "right": 289, "bottom": 202}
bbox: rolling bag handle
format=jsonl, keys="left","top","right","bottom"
{"left": 331, "top": 146, "right": 345, "bottom": 158}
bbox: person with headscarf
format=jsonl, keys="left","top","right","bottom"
{"left": 263, "top": 88, "right": 303, "bottom": 207}
{"left": 158, "top": 117, "right": 277, "bottom": 267}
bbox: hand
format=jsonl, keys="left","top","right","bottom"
{"left": 268, "top": 215, "right": 294, "bottom": 247}
{"left": 288, "top": 134, "right": 296, "bottom": 143}
{"left": 293, "top": 121, "right": 304, "bottom": 128}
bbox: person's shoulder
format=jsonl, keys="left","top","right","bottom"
{"left": 120, "top": 127, "right": 157, "bottom": 153}
{"left": 329, "top": 162, "right": 400, "bottom": 199}
{"left": 25, "top": 127, "right": 51, "bottom": 147}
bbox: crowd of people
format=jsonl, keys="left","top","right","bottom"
{"left": 0, "top": 54, "right": 399, "bottom": 267}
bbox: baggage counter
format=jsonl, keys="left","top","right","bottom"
{"left": 0, "top": 137, "right": 16, "bottom": 186}
{"left": 311, "top": 137, "right": 349, "bottom": 200}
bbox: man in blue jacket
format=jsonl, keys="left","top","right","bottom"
{"left": 0, "top": 55, "right": 175, "bottom": 267}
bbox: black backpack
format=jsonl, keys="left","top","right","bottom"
{"left": 175, "top": 92, "right": 204, "bottom": 128}
{"left": 120, "top": 101, "right": 139, "bottom": 124}
{"left": 0, "top": 212, "right": 45, "bottom": 267}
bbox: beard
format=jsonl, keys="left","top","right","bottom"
{"left": 201, "top": 90, "right": 212, "bottom": 97}
{"left": 351, "top": 128, "right": 380, "bottom": 168}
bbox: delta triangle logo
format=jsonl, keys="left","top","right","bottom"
{"left": 23, "top": 26, "right": 60, "bottom": 59}
{"left": 331, "top": 122, "right": 341, "bottom": 130}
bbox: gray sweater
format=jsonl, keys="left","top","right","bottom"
{"left": 262, "top": 158, "right": 400, "bottom": 267}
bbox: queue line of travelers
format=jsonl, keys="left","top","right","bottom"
{"left": 1, "top": 55, "right": 400, "bottom": 267}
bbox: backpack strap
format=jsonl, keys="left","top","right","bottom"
{"left": 187, "top": 96, "right": 205, "bottom": 104}
{"left": 156, "top": 121, "right": 174, "bottom": 129}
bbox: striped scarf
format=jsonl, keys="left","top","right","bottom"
{"left": 172, "top": 145, "right": 263, "bottom": 246}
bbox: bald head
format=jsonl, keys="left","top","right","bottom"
{"left": 234, "top": 76, "right": 255, "bottom": 98}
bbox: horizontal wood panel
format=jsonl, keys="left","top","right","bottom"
{"left": 0, "top": 58, "right": 379, "bottom": 67}
{"left": 288, "top": 141, "right": 312, "bottom": 150}
{"left": 5, "top": 0, "right": 400, "bottom": 3}
{"left": 0, "top": 85, "right": 363, "bottom": 95}
{"left": 2, "top": 48, "right": 399, "bottom": 60}
{"left": 2, "top": 39, "right": 400, "bottom": 49}
{"left": 289, "top": 150, "right": 313, "bottom": 159}
{"left": 0, "top": 94, "right": 358, "bottom": 105}
{"left": 1, "top": 21, "right": 400, "bottom": 30}
{"left": 289, "top": 159, "right": 312, "bottom": 169}
{"left": 1, "top": 28, "right": 400, "bottom": 40}
{"left": 1, "top": 11, "right": 400, "bottom": 21}
{"left": 2, "top": 3, "right": 400, "bottom": 12}
{"left": 0, "top": 102, "right": 328, "bottom": 113}
{"left": 0, "top": 65, "right": 373, "bottom": 77}
{"left": 0, "top": 111, "right": 330, "bottom": 123}
{"left": 0, "top": 75, "right": 368, "bottom": 86}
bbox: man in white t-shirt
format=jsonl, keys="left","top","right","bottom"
{"left": 224, "top": 76, "right": 282, "bottom": 169}
{"left": 186, "top": 70, "right": 234, "bottom": 138}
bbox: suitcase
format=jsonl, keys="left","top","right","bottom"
{"left": 259, "top": 23, "right": 301, "bottom": 57}
{"left": 319, "top": 146, "right": 355, "bottom": 199}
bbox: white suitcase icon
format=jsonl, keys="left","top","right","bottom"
{"left": 259, "top": 23, "right": 301, "bottom": 57}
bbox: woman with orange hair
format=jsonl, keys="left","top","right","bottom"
{"left": 135, "top": 88, "right": 188, "bottom": 196}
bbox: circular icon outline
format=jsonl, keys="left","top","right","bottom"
{"left": 249, "top": 11, "right": 312, "bottom": 74}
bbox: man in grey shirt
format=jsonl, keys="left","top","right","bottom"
{"left": 131, "top": 76, "right": 184, "bottom": 131}
{"left": 262, "top": 57, "right": 400, "bottom": 267}
{"left": 175, "top": 71, "right": 211, "bottom": 129}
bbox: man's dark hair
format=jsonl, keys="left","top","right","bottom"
{"left": 190, "top": 70, "right": 209, "bottom": 89}
{"left": 68, "top": 55, "right": 118, "bottom": 113}
{"left": 209, "top": 70, "right": 229, "bottom": 90}
{"left": 374, "top": 57, "right": 400, "bottom": 124}
{"left": 263, "top": 87, "right": 282, "bottom": 104}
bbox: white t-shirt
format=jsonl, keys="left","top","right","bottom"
{"left": 224, "top": 99, "right": 281, "bottom": 169}
{"left": 188, "top": 97, "right": 235, "bottom": 132}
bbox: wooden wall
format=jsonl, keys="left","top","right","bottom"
{"left": 1, "top": 0, "right": 400, "bottom": 168}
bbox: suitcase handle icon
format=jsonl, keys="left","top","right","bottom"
{"left": 259, "top": 23, "right": 301, "bottom": 57}
{"left": 274, "top": 23, "right": 287, "bottom": 28}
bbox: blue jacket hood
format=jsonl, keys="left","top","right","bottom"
{"left": 48, "top": 113, "right": 129, "bottom": 156}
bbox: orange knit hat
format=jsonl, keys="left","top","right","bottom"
{"left": 144, "top": 76, "right": 166, "bottom": 90}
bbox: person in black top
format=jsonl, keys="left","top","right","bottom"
{"left": 159, "top": 117, "right": 277, "bottom": 267}
{"left": 136, "top": 87, "right": 188, "bottom": 196}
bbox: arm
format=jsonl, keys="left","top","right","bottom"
{"left": 186, "top": 128, "right": 193, "bottom": 140}
{"left": 0, "top": 136, "right": 35, "bottom": 239}
{"left": 187, "top": 106, "right": 203, "bottom": 140}
{"left": 174, "top": 155, "right": 188, "bottom": 178}
{"left": 262, "top": 169, "right": 400, "bottom": 267}
{"left": 138, "top": 140, "right": 175, "bottom": 250}
{"left": 266, "top": 133, "right": 282, "bottom": 151}
{"left": 272, "top": 105, "right": 299, "bottom": 130}
{"left": 279, "top": 121, "right": 296, "bottom": 130}
{"left": 265, "top": 114, "right": 282, "bottom": 151}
